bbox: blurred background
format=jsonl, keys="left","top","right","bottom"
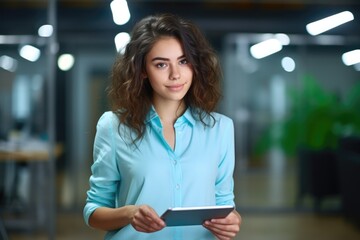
{"left": 1, "top": 0, "right": 360, "bottom": 239}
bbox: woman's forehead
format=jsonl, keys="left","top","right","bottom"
{"left": 147, "top": 37, "right": 184, "bottom": 60}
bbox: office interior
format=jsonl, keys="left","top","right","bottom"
{"left": 1, "top": 0, "right": 360, "bottom": 239}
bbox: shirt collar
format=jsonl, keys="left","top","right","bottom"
{"left": 145, "top": 105, "right": 195, "bottom": 127}
{"left": 145, "top": 105, "right": 158, "bottom": 123}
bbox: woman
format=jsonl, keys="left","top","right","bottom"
{"left": 83, "top": 13, "right": 241, "bottom": 240}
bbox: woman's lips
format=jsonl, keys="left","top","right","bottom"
{"left": 167, "top": 83, "right": 185, "bottom": 91}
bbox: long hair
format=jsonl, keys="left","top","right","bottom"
{"left": 107, "top": 13, "right": 222, "bottom": 142}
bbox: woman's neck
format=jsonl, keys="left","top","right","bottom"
{"left": 153, "top": 100, "right": 186, "bottom": 125}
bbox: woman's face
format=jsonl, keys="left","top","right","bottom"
{"left": 144, "top": 37, "right": 193, "bottom": 105}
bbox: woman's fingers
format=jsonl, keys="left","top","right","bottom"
{"left": 131, "top": 205, "right": 165, "bottom": 232}
{"left": 203, "top": 211, "right": 241, "bottom": 240}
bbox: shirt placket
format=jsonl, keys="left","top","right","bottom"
{"left": 170, "top": 125, "right": 183, "bottom": 207}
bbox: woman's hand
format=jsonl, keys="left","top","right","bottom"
{"left": 203, "top": 210, "right": 242, "bottom": 240}
{"left": 130, "top": 205, "right": 166, "bottom": 233}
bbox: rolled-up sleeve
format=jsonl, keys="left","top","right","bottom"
{"left": 83, "top": 112, "right": 121, "bottom": 226}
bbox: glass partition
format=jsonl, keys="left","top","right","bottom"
{"left": 221, "top": 33, "right": 360, "bottom": 211}
{"left": 0, "top": 1, "right": 57, "bottom": 238}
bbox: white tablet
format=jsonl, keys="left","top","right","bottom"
{"left": 160, "top": 205, "right": 235, "bottom": 226}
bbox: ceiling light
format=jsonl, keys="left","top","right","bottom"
{"left": 110, "top": 0, "right": 131, "bottom": 25}
{"left": 115, "top": 32, "right": 130, "bottom": 54}
{"left": 306, "top": 11, "right": 354, "bottom": 36}
{"left": 250, "top": 39, "right": 282, "bottom": 59}
{"left": 19, "top": 45, "right": 41, "bottom": 62}
{"left": 38, "top": 24, "right": 53, "bottom": 37}
{"left": 0, "top": 55, "right": 18, "bottom": 72}
{"left": 281, "top": 57, "right": 296, "bottom": 72}
{"left": 342, "top": 49, "right": 360, "bottom": 66}
{"left": 275, "top": 33, "right": 290, "bottom": 45}
{"left": 58, "top": 54, "right": 75, "bottom": 71}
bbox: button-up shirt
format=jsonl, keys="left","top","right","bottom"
{"left": 83, "top": 107, "right": 235, "bottom": 240}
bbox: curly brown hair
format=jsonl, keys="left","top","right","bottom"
{"left": 108, "top": 13, "right": 222, "bottom": 142}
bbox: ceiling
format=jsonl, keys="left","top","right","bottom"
{"left": 0, "top": 0, "right": 360, "bottom": 50}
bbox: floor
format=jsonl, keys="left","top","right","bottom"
{"left": 3, "top": 153, "right": 360, "bottom": 240}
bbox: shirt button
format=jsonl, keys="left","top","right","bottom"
{"left": 176, "top": 184, "right": 180, "bottom": 190}
{"left": 173, "top": 160, "right": 177, "bottom": 165}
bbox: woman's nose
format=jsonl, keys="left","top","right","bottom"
{"left": 169, "top": 65, "right": 180, "bottom": 80}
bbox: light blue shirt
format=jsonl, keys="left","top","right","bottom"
{"left": 84, "top": 107, "right": 235, "bottom": 240}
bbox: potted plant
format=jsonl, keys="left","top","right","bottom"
{"left": 254, "top": 74, "right": 360, "bottom": 210}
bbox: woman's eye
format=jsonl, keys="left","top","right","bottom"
{"left": 156, "top": 63, "right": 167, "bottom": 68}
{"left": 179, "top": 59, "right": 188, "bottom": 65}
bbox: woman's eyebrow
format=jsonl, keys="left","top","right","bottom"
{"left": 151, "top": 55, "right": 186, "bottom": 62}
{"left": 151, "top": 57, "right": 169, "bottom": 62}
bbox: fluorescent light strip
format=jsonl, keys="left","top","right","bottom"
{"left": 342, "top": 49, "right": 360, "bottom": 66}
{"left": 306, "top": 11, "right": 354, "bottom": 36}
{"left": 110, "top": 0, "right": 131, "bottom": 25}
{"left": 250, "top": 38, "right": 282, "bottom": 59}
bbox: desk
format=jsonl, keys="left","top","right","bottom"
{"left": 0, "top": 141, "right": 63, "bottom": 240}
{"left": 0, "top": 144, "right": 63, "bottom": 162}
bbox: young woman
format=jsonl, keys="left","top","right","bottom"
{"left": 83, "top": 13, "right": 241, "bottom": 240}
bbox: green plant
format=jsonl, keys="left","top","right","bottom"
{"left": 254, "top": 75, "right": 360, "bottom": 158}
